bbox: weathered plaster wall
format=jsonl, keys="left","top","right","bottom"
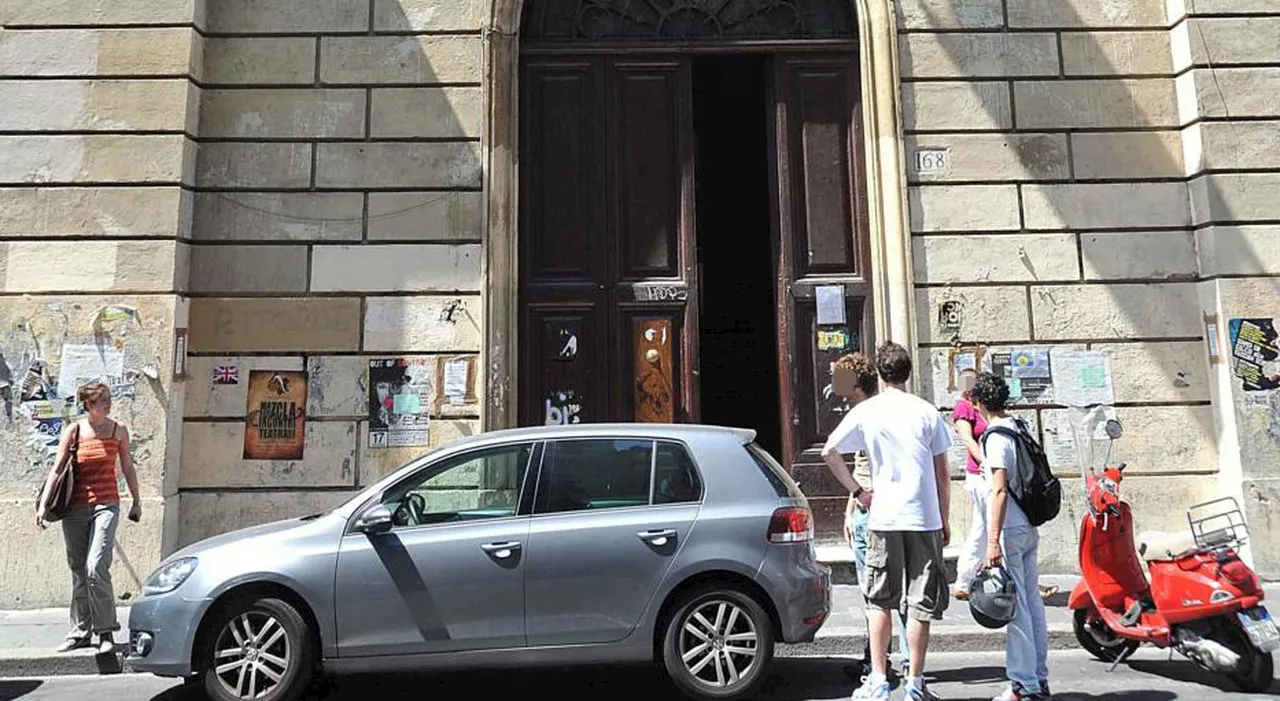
{"left": 900, "top": 0, "right": 1221, "bottom": 572}
{"left": 180, "top": 0, "right": 485, "bottom": 550}
{"left": 0, "top": 2, "right": 199, "bottom": 606}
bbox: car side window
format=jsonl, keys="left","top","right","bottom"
{"left": 534, "top": 439, "right": 654, "bottom": 514}
{"left": 382, "top": 443, "right": 533, "bottom": 529}
{"left": 653, "top": 441, "right": 702, "bottom": 504}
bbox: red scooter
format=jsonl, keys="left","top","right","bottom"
{"left": 1068, "top": 414, "right": 1278, "bottom": 692}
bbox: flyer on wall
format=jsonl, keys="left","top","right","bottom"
{"left": 368, "top": 357, "right": 433, "bottom": 448}
{"left": 243, "top": 370, "right": 307, "bottom": 460}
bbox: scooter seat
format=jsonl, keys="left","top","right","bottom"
{"left": 1138, "top": 530, "right": 1198, "bottom": 561}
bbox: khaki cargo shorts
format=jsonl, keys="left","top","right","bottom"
{"left": 861, "top": 529, "right": 949, "bottom": 621}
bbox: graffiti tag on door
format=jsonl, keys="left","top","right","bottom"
{"left": 545, "top": 389, "right": 582, "bottom": 425}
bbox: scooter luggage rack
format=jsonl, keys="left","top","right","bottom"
{"left": 1187, "top": 496, "right": 1249, "bottom": 550}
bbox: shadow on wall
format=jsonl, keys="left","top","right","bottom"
{"left": 180, "top": 0, "right": 478, "bottom": 549}
{"left": 906, "top": 1, "right": 1256, "bottom": 468}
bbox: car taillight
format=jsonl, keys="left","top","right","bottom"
{"left": 768, "top": 506, "right": 812, "bottom": 543}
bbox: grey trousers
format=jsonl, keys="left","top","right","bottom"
{"left": 60, "top": 504, "right": 120, "bottom": 637}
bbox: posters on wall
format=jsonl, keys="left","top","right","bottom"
{"left": 56, "top": 343, "right": 127, "bottom": 399}
{"left": 1050, "top": 349, "right": 1115, "bottom": 407}
{"left": 1229, "top": 318, "right": 1280, "bottom": 392}
{"left": 243, "top": 370, "right": 307, "bottom": 460}
{"left": 368, "top": 357, "right": 432, "bottom": 448}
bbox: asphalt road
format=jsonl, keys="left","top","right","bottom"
{"left": 1, "top": 650, "right": 1276, "bottom": 701}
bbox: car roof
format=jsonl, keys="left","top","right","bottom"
{"left": 443, "top": 423, "right": 757, "bottom": 450}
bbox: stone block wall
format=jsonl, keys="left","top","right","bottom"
{"left": 899, "top": 0, "right": 1220, "bottom": 572}
{"left": 0, "top": 2, "right": 199, "bottom": 607}
{"left": 1175, "top": 0, "right": 1280, "bottom": 577}
{"left": 180, "top": 0, "right": 486, "bottom": 549}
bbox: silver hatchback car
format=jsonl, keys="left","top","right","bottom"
{"left": 127, "top": 423, "right": 831, "bottom": 701}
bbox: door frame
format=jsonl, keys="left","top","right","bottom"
{"left": 482, "top": 0, "right": 916, "bottom": 442}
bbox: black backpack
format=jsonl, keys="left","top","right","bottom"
{"left": 981, "top": 418, "right": 1061, "bottom": 527}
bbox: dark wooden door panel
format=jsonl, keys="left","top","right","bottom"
{"left": 524, "top": 308, "right": 606, "bottom": 425}
{"left": 772, "top": 53, "right": 873, "bottom": 476}
{"left": 521, "top": 59, "right": 607, "bottom": 284}
{"left": 612, "top": 61, "right": 684, "bottom": 280}
{"left": 519, "top": 54, "right": 696, "bottom": 428}
{"left": 779, "top": 58, "right": 866, "bottom": 279}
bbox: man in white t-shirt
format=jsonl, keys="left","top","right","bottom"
{"left": 821, "top": 342, "right": 952, "bottom": 701}
{"left": 972, "top": 372, "right": 1050, "bottom": 701}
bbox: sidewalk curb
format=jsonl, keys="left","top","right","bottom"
{"left": 0, "top": 626, "right": 1082, "bottom": 679}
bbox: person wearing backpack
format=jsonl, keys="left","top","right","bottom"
{"left": 970, "top": 372, "right": 1052, "bottom": 701}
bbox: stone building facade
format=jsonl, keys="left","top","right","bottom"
{"left": 1, "top": 0, "right": 1278, "bottom": 607}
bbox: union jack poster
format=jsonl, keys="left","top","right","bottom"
{"left": 213, "top": 365, "right": 240, "bottom": 385}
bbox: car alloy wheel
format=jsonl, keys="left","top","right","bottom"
{"left": 680, "top": 600, "right": 759, "bottom": 687}
{"left": 212, "top": 611, "right": 292, "bottom": 699}
{"left": 203, "top": 597, "right": 314, "bottom": 701}
{"left": 662, "top": 585, "right": 774, "bottom": 700}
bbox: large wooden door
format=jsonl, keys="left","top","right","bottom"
{"left": 770, "top": 54, "right": 873, "bottom": 528}
{"left": 519, "top": 56, "right": 697, "bottom": 427}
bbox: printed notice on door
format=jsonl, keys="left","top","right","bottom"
{"left": 243, "top": 370, "right": 307, "bottom": 460}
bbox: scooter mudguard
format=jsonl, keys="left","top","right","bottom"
{"left": 1068, "top": 578, "right": 1092, "bottom": 610}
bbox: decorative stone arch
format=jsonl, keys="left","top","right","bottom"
{"left": 479, "top": 0, "right": 914, "bottom": 430}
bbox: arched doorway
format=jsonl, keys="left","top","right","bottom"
{"left": 514, "top": 0, "right": 871, "bottom": 464}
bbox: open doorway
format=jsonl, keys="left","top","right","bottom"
{"left": 692, "top": 55, "right": 782, "bottom": 458}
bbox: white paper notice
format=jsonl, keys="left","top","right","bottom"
{"left": 443, "top": 359, "right": 469, "bottom": 398}
{"left": 57, "top": 343, "right": 125, "bottom": 399}
{"left": 1051, "top": 349, "right": 1115, "bottom": 407}
{"left": 816, "top": 285, "right": 846, "bottom": 325}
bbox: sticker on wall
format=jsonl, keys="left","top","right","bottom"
{"left": 816, "top": 329, "right": 850, "bottom": 351}
{"left": 545, "top": 389, "right": 582, "bottom": 425}
{"left": 1229, "top": 318, "right": 1280, "bottom": 392}
{"left": 213, "top": 364, "right": 241, "bottom": 385}
{"left": 548, "top": 323, "right": 582, "bottom": 362}
{"left": 368, "top": 357, "right": 432, "bottom": 448}
{"left": 243, "top": 370, "right": 307, "bottom": 460}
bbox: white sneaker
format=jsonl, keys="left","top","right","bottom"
{"left": 852, "top": 673, "right": 890, "bottom": 701}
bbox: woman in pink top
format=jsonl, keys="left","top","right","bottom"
{"left": 951, "top": 368, "right": 1059, "bottom": 602}
{"left": 951, "top": 368, "right": 988, "bottom": 600}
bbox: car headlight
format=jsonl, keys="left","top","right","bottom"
{"left": 142, "top": 557, "right": 197, "bottom": 596}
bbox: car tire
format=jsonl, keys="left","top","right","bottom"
{"left": 662, "top": 584, "right": 775, "bottom": 700}
{"left": 201, "top": 597, "right": 315, "bottom": 701}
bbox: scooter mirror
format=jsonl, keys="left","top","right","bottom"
{"left": 1104, "top": 419, "right": 1123, "bottom": 439}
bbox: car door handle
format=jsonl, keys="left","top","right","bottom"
{"left": 637, "top": 529, "right": 677, "bottom": 546}
{"left": 480, "top": 541, "right": 522, "bottom": 559}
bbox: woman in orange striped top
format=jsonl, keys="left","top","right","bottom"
{"left": 35, "top": 382, "right": 142, "bottom": 654}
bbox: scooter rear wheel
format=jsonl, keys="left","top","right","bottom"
{"left": 1215, "top": 618, "right": 1275, "bottom": 693}
{"left": 1074, "top": 608, "right": 1140, "bottom": 662}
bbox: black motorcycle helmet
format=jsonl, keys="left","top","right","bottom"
{"left": 968, "top": 564, "right": 1018, "bottom": 629}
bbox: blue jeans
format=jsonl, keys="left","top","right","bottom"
{"left": 1001, "top": 526, "right": 1049, "bottom": 693}
{"left": 851, "top": 507, "right": 910, "bottom": 664}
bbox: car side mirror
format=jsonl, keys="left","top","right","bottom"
{"left": 355, "top": 504, "right": 394, "bottom": 535}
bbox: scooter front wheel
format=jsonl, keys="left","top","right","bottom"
{"left": 1074, "top": 608, "right": 1140, "bottom": 662}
